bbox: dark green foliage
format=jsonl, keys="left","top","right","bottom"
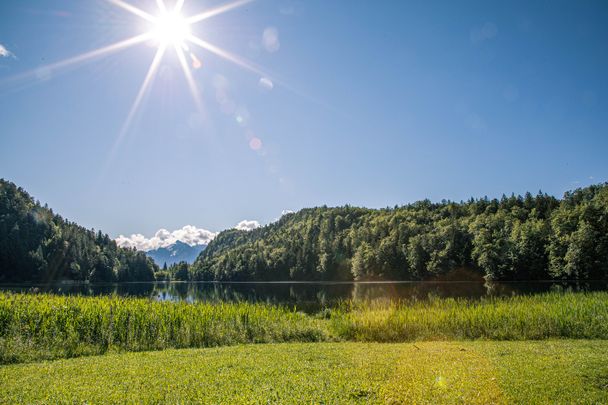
{"left": 170, "top": 261, "right": 191, "bottom": 281}
{"left": 3, "top": 177, "right": 607, "bottom": 283}
{"left": 192, "top": 184, "right": 608, "bottom": 281}
{"left": 152, "top": 261, "right": 191, "bottom": 281}
{"left": 0, "top": 179, "right": 157, "bottom": 282}
{"left": 549, "top": 184, "right": 608, "bottom": 279}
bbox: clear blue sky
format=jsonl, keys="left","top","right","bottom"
{"left": 1, "top": 0, "right": 607, "bottom": 241}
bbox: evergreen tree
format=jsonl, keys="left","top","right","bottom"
{"left": 0, "top": 179, "right": 158, "bottom": 282}
{"left": 191, "top": 183, "right": 608, "bottom": 282}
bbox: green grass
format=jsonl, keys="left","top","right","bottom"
{"left": 1, "top": 341, "right": 607, "bottom": 404}
{"left": 1, "top": 291, "right": 608, "bottom": 364}
{"left": 328, "top": 292, "right": 608, "bottom": 341}
{"left": 0, "top": 292, "right": 327, "bottom": 364}
{"left": 2, "top": 292, "right": 607, "bottom": 403}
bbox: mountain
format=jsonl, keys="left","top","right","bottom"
{"left": 0, "top": 179, "right": 158, "bottom": 282}
{"left": 146, "top": 241, "right": 206, "bottom": 266}
{"left": 191, "top": 183, "right": 608, "bottom": 282}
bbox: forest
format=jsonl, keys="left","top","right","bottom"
{"left": 191, "top": 183, "right": 608, "bottom": 282}
{"left": 0, "top": 179, "right": 157, "bottom": 282}
{"left": 2, "top": 178, "right": 607, "bottom": 283}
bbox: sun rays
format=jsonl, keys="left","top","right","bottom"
{"left": 0, "top": 0, "right": 289, "bottom": 187}
{"left": 1, "top": 0, "right": 268, "bottom": 144}
{"left": 110, "top": 0, "right": 263, "bottom": 138}
{"left": 109, "top": 0, "right": 156, "bottom": 22}
{"left": 115, "top": 43, "right": 167, "bottom": 147}
{"left": 186, "top": 0, "right": 254, "bottom": 25}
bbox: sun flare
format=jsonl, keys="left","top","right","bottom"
{"left": 151, "top": 11, "right": 191, "bottom": 46}
{"left": 91, "top": 0, "right": 263, "bottom": 150}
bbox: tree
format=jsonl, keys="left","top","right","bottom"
{"left": 184, "top": 183, "right": 608, "bottom": 282}
{"left": 171, "top": 261, "right": 190, "bottom": 281}
{"left": 0, "top": 179, "right": 158, "bottom": 283}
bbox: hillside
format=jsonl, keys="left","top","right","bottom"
{"left": 0, "top": 179, "right": 157, "bottom": 282}
{"left": 191, "top": 184, "right": 608, "bottom": 282}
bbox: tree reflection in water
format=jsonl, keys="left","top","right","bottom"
{"left": 1, "top": 280, "right": 606, "bottom": 313}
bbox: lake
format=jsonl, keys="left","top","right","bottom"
{"left": 1, "top": 280, "right": 607, "bottom": 312}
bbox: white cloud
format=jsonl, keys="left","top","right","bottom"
{"left": 0, "top": 44, "right": 14, "bottom": 58}
{"left": 235, "top": 220, "right": 261, "bottom": 231}
{"left": 262, "top": 27, "right": 280, "bottom": 52}
{"left": 272, "top": 209, "right": 295, "bottom": 222}
{"left": 116, "top": 225, "right": 217, "bottom": 251}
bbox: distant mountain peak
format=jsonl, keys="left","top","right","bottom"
{"left": 146, "top": 242, "right": 206, "bottom": 266}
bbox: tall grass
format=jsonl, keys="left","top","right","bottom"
{"left": 1, "top": 291, "right": 607, "bottom": 364}
{"left": 0, "top": 293, "right": 327, "bottom": 364}
{"left": 328, "top": 292, "right": 608, "bottom": 341}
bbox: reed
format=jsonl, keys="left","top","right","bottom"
{"left": 328, "top": 292, "right": 608, "bottom": 341}
{"left": 1, "top": 291, "right": 607, "bottom": 364}
{"left": 0, "top": 292, "right": 327, "bottom": 364}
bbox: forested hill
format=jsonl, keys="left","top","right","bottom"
{"left": 192, "top": 184, "right": 608, "bottom": 282}
{"left": 0, "top": 179, "right": 157, "bottom": 282}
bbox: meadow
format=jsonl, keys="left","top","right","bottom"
{"left": 1, "top": 291, "right": 607, "bottom": 364}
{"left": 1, "top": 341, "right": 608, "bottom": 403}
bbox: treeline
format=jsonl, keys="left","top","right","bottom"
{"left": 192, "top": 183, "right": 608, "bottom": 281}
{"left": 155, "top": 261, "right": 190, "bottom": 281}
{"left": 3, "top": 178, "right": 606, "bottom": 283}
{"left": 0, "top": 179, "right": 157, "bottom": 282}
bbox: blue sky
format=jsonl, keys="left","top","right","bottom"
{"left": 1, "top": 0, "right": 607, "bottom": 248}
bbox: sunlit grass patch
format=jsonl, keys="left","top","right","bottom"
{"left": 1, "top": 341, "right": 607, "bottom": 404}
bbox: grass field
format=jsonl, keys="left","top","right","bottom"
{"left": 1, "top": 292, "right": 607, "bottom": 403}
{"left": 1, "top": 340, "right": 607, "bottom": 404}
{"left": 1, "top": 291, "right": 608, "bottom": 364}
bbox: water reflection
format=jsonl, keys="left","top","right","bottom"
{"left": 1, "top": 281, "right": 606, "bottom": 312}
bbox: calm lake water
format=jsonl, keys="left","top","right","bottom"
{"left": 1, "top": 280, "right": 607, "bottom": 311}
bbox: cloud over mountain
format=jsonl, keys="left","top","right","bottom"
{"left": 116, "top": 219, "right": 264, "bottom": 251}
{"left": 116, "top": 225, "right": 217, "bottom": 251}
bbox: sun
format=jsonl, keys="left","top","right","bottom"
{"left": 151, "top": 11, "right": 191, "bottom": 46}
{"left": 94, "top": 0, "right": 271, "bottom": 151}
{"left": 3, "top": 0, "right": 267, "bottom": 116}
{"left": 35, "top": 0, "right": 269, "bottom": 153}
{"left": 0, "top": 0, "right": 273, "bottom": 175}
